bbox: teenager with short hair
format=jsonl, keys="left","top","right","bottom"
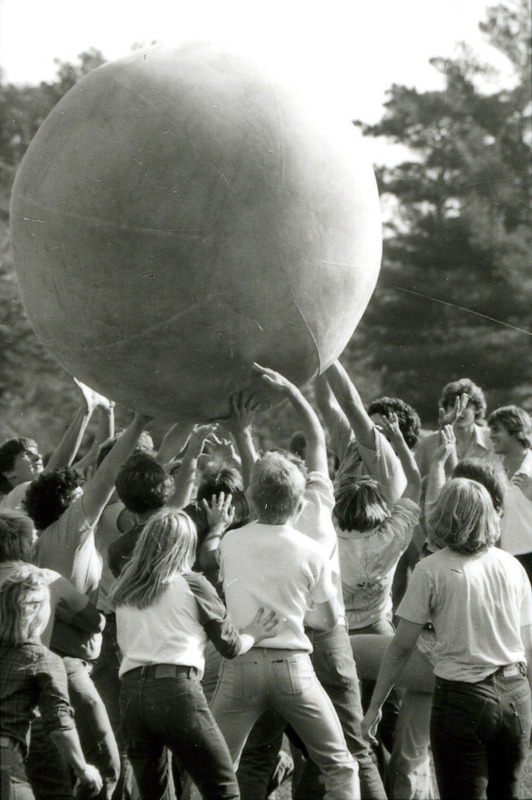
{"left": 363, "top": 477, "right": 532, "bottom": 800}
{"left": 489, "top": 405, "right": 532, "bottom": 581}
{"left": 211, "top": 423, "right": 360, "bottom": 800}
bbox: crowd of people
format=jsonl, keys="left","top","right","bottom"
{"left": 1, "top": 363, "right": 532, "bottom": 800}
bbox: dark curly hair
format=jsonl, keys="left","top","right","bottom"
{"left": 0, "top": 438, "right": 39, "bottom": 494}
{"left": 24, "top": 468, "right": 85, "bottom": 531}
{"left": 367, "top": 397, "right": 421, "bottom": 450}
{"left": 115, "top": 453, "right": 174, "bottom": 514}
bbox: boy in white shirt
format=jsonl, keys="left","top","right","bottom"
{"left": 211, "top": 446, "right": 359, "bottom": 800}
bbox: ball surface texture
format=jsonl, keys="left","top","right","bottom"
{"left": 10, "top": 43, "right": 382, "bottom": 420}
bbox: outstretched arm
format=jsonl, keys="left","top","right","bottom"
{"left": 362, "top": 618, "right": 424, "bottom": 742}
{"left": 314, "top": 373, "right": 352, "bottom": 459}
{"left": 379, "top": 414, "right": 421, "bottom": 503}
{"left": 81, "top": 412, "right": 152, "bottom": 526}
{"left": 219, "top": 391, "right": 260, "bottom": 490}
{"left": 45, "top": 380, "right": 106, "bottom": 471}
{"left": 323, "top": 361, "right": 375, "bottom": 450}
{"left": 425, "top": 425, "right": 456, "bottom": 508}
{"left": 168, "top": 424, "right": 214, "bottom": 507}
{"left": 156, "top": 421, "right": 195, "bottom": 468}
{"left": 254, "top": 364, "right": 328, "bottom": 476}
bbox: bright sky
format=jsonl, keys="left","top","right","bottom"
{"left": 0, "top": 0, "right": 515, "bottom": 167}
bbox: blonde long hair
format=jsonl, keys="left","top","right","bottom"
{"left": 428, "top": 478, "right": 500, "bottom": 554}
{"left": 110, "top": 509, "right": 197, "bottom": 609}
{"left": 0, "top": 564, "right": 50, "bottom": 644}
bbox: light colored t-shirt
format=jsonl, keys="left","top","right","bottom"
{"left": 415, "top": 424, "right": 494, "bottom": 481}
{"left": 117, "top": 572, "right": 239, "bottom": 678}
{"left": 219, "top": 521, "right": 335, "bottom": 652}
{"left": 33, "top": 496, "right": 102, "bottom": 601}
{"left": 295, "top": 471, "right": 346, "bottom": 628}
{"left": 500, "top": 450, "right": 532, "bottom": 556}
{"left": 0, "top": 481, "right": 31, "bottom": 511}
{"left": 397, "top": 546, "right": 532, "bottom": 682}
{"left": 331, "top": 418, "right": 406, "bottom": 505}
{"left": 337, "top": 498, "right": 419, "bottom": 630}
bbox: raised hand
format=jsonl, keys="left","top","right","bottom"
{"left": 221, "top": 390, "right": 261, "bottom": 437}
{"left": 74, "top": 377, "right": 114, "bottom": 412}
{"left": 253, "top": 362, "right": 294, "bottom": 394}
{"left": 185, "top": 424, "right": 217, "bottom": 459}
{"left": 202, "top": 492, "right": 235, "bottom": 531}
{"left": 378, "top": 412, "right": 403, "bottom": 447}
{"left": 433, "top": 424, "right": 457, "bottom": 463}
{"left": 438, "top": 393, "right": 468, "bottom": 427}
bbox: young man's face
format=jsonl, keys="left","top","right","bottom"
{"left": 7, "top": 447, "right": 43, "bottom": 486}
{"left": 489, "top": 423, "right": 516, "bottom": 455}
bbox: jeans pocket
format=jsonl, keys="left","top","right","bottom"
{"left": 272, "top": 656, "right": 310, "bottom": 696}
{"left": 220, "top": 659, "right": 261, "bottom": 703}
{"left": 323, "top": 646, "right": 358, "bottom": 690}
{"left": 432, "top": 683, "right": 492, "bottom": 745}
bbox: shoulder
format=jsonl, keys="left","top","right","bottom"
{"left": 390, "top": 498, "right": 420, "bottom": 522}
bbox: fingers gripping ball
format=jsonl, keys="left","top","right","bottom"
{"left": 10, "top": 43, "right": 382, "bottom": 421}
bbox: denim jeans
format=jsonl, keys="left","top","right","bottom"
{"left": 1, "top": 744, "right": 35, "bottom": 800}
{"left": 211, "top": 647, "right": 359, "bottom": 800}
{"left": 92, "top": 616, "right": 139, "bottom": 800}
{"left": 120, "top": 666, "right": 239, "bottom": 800}
{"left": 295, "top": 626, "right": 386, "bottom": 800}
{"left": 26, "top": 657, "right": 120, "bottom": 800}
{"left": 430, "top": 666, "right": 531, "bottom": 800}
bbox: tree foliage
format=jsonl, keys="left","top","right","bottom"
{"left": 346, "top": 0, "right": 531, "bottom": 423}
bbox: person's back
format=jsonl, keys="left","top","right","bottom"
{"left": 220, "top": 520, "right": 331, "bottom": 652}
{"left": 211, "top": 450, "right": 360, "bottom": 800}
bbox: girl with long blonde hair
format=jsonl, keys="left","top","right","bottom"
{"left": 110, "top": 508, "right": 277, "bottom": 800}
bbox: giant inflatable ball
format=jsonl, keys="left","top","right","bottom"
{"left": 10, "top": 43, "right": 382, "bottom": 421}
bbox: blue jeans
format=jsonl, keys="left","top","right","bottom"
{"left": 430, "top": 666, "right": 531, "bottom": 800}
{"left": 120, "top": 665, "right": 239, "bottom": 800}
{"left": 296, "top": 626, "right": 386, "bottom": 800}
{"left": 211, "top": 647, "right": 359, "bottom": 800}
{"left": 92, "top": 616, "right": 138, "bottom": 800}
{"left": 26, "top": 657, "right": 120, "bottom": 800}
{"left": 1, "top": 744, "right": 35, "bottom": 800}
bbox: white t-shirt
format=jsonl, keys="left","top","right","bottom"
{"left": 397, "top": 546, "right": 532, "bottom": 682}
{"left": 500, "top": 450, "right": 532, "bottom": 556}
{"left": 33, "top": 496, "right": 102, "bottom": 601}
{"left": 294, "top": 471, "right": 346, "bottom": 627}
{"left": 219, "top": 521, "right": 335, "bottom": 652}
{"left": 337, "top": 498, "right": 419, "bottom": 630}
{"left": 117, "top": 574, "right": 209, "bottom": 678}
{"left": 332, "top": 419, "right": 406, "bottom": 506}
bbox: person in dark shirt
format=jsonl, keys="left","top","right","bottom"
{"left": 0, "top": 565, "right": 102, "bottom": 798}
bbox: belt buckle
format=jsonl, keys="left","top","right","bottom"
{"left": 155, "top": 664, "right": 183, "bottom": 679}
